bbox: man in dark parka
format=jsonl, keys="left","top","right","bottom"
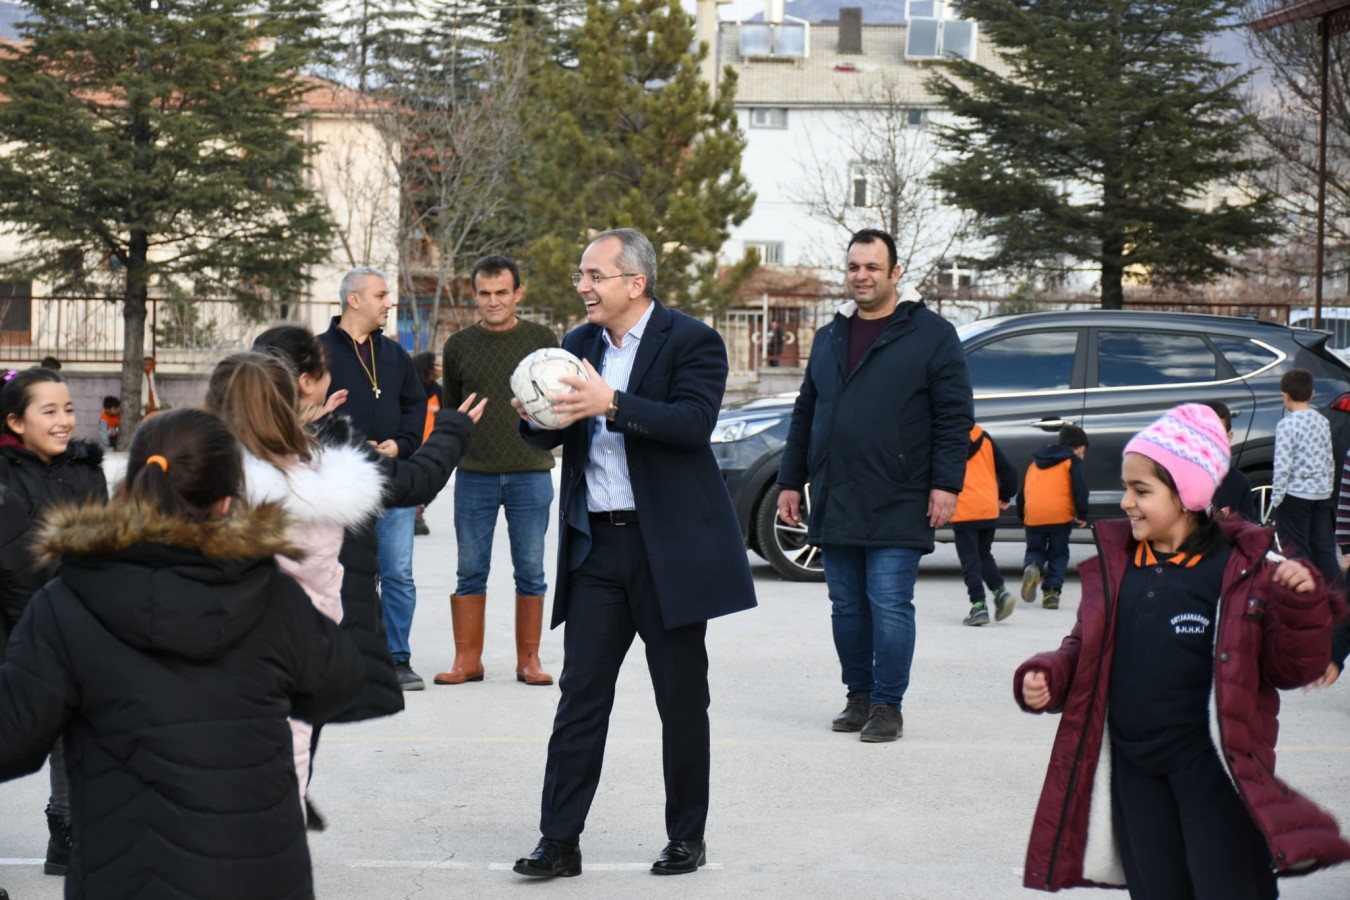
{"left": 778, "top": 228, "right": 973, "bottom": 743}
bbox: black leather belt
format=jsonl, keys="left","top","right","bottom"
{"left": 590, "top": 509, "right": 639, "bottom": 526}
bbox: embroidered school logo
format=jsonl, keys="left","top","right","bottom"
{"left": 1170, "top": 612, "right": 1211, "bottom": 635}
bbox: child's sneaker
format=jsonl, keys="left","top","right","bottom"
{"left": 992, "top": 587, "right": 1015, "bottom": 621}
{"left": 1021, "top": 563, "right": 1042, "bottom": 602}
{"left": 963, "top": 601, "right": 990, "bottom": 626}
{"left": 1042, "top": 587, "right": 1061, "bottom": 610}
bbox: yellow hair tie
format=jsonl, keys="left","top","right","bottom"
{"left": 146, "top": 455, "right": 169, "bottom": 472}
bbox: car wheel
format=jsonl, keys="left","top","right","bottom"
{"left": 755, "top": 483, "right": 826, "bottom": 582}
{"left": 1247, "top": 468, "right": 1273, "bottom": 526}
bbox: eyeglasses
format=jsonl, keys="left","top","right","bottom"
{"left": 571, "top": 271, "right": 637, "bottom": 287}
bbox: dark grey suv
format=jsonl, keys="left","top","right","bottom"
{"left": 714, "top": 310, "right": 1350, "bottom": 582}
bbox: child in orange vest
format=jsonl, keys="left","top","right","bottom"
{"left": 952, "top": 423, "right": 1018, "bottom": 626}
{"left": 98, "top": 395, "right": 121, "bottom": 450}
{"left": 1017, "top": 424, "right": 1089, "bottom": 609}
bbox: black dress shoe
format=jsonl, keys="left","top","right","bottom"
{"left": 651, "top": 839, "right": 706, "bottom": 875}
{"left": 513, "top": 837, "right": 581, "bottom": 878}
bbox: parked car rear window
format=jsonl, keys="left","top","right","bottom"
{"left": 1212, "top": 336, "right": 1280, "bottom": 376}
{"left": 1096, "top": 332, "right": 1219, "bottom": 387}
{"left": 967, "top": 331, "right": 1077, "bottom": 393}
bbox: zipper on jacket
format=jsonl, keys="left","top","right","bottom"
{"left": 1045, "top": 523, "right": 1114, "bottom": 889}
{"left": 1209, "top": 533, "right": 1283, "bottom": 873}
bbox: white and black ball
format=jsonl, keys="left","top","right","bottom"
{"left": 510, "top": 348, "right": 589, "bottom": 430}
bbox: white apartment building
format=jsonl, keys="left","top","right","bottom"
{"left": 701, "top": 1, "right": 1011, "bottom": 375}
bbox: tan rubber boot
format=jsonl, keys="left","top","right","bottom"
{"left": 434, "top": 594, "right": 486, "bottom": 685}
{"left": 515, "top": 595, "right": 554, "bottom": 686}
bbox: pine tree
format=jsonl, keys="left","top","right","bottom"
{"left": 927, "top": 0, "right": 1279, "bottom": 308}
{"left": 518, "top": 0, "right": 757, "bottom": 318}
{"left": 0, "top": 1, "right": 335, "bottom": 437}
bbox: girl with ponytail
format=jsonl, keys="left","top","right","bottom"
{"left": 0, "top": 365, "right": 106, "bottom": 877}
{"left": 0, "top": 408, "right": 362, "bottom": 897}
{"left": 204, "top": 351, "right": 388, "bottom": 821}
{"left": 251, "top": 325, "right": 482, "bottom": 725}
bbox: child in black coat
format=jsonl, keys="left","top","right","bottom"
{"left": 0, "top": 408, "right": 363, "bottom": 898}
{"left": 0, "top": 366, "right": 108, "bottom": 875}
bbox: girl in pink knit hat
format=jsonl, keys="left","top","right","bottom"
{"left": 1011, "top": 403, "right": 1350, "bottom": 896}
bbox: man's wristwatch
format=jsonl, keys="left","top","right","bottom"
{"left": 605, "top": 394, "right": 620, "bottom": 424}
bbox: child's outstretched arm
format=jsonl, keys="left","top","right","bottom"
{"left": 1013, "top": 615, "right": 1085, "bottom": 714}
{"left": 1260, "top": 555, "right": 1336, "bottom": 689}
{"left": 283, "top": 580, "right": 365, "bottom": 725}
{"left": 0, "top": 590, "right": 75, "bottom": 781}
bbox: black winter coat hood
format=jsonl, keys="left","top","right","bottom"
{"left": 37, "top": 499, "right": 299, "bottom": 661}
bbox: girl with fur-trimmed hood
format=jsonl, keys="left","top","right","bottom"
{"left": 204, "top": 352, "right": 388, "bottom": 816}
{"left": 0, "top": 408, "right": 362, "bottom": 899}
{"left": 1014, "top": 404, "right": 1350, "bottom": 896}
{"left": 250, "top": 325, "right": 483, "bottom": 724}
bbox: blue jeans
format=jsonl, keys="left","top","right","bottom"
{"left": 376, "top": 505, "right": 417, "bottom": 662}
{"left": 1024, "top": 525, "right": 1071, "bottom": 590}
{"left": 822, "top": 545, "right": 923, "bottom": 710}
{"left": 453, "top": 470, "right": 553, "bottom": 596}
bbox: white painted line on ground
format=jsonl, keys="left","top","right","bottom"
{"left": 0, "top": 858, "right": 44, "bottom": 866}
{"left": 349, "top": 860, "right": 723, "bottom": 872}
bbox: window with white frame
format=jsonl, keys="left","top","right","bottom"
{"left": 850, "top": 163, "right": 872, "bottom": 208}
{"left": 936, "top": 258, "right": 976, "bottom": 289}
{"left": 904, "top": 0, "right": 977, "bottom": 61}
{"left": 749, "top": 107, "right": 788, "bottom": 129}
{"left": 745, "top": 241, "right": 784, "bottom": 265}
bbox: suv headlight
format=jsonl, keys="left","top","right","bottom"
{"left": 711, "top": 416, "right": 782, "bottom": 444}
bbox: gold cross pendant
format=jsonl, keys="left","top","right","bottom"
{"left": 373, "top": 387, "right": 382, "bottom": 399}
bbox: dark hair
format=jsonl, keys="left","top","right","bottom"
{"left": 1, "top": 367, "right": 65, "bottom": 437}
{"left": 1144, "top": 457, "right": 1229, "bottom": 557}
{"left": 1058, "top": 424, "right": 1089, "bottom": 449}
{"left": 125, "top": 408, "right": 242, "bottom": 521}
{"left": 412, "top": 351, "right": 438, "bottom": 386}
{"left": 847, "top": 228, "right": 898, "bottom": 273}
{"left": 252, "top": 325, "right": 327, "bottom": 381}
{"left": 102, "top": 395, "right": 121, "bottom": 410}
{"left": 1200, "top": 399, "right": 1232, "bottom": 432}
{"left": 1280, "top": 368, "right": 1314, "bottom": 403}
{"left": 470, "top": 254, "right": 522, "bottom": 291}
{"left": 204, "top": 352, "right": 314, "bottom": 468}
{"left": 39, "top": 356, "right": 61, "bottom": 370}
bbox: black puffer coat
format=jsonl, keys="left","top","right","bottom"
{"left": 312, "top": 408, "right": 471, "bottom": 722}
{"left": 0, "top": 501, "right": 363, "bottom": 899}
{"left": 0, "top": 435, "right": 107, "bottom": 658}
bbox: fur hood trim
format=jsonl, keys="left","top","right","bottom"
{"left": 241, "top": 444, "right": 385, "bottom": 528}
{"left": 34, "top": 499, "right": 299, "bottom": 567}
{"left": 837, "top": 284, "right": 923, "bottom": 319}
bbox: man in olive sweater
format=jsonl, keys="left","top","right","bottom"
{"left": 436, "top": 255, "right": 558, "bottom": 687}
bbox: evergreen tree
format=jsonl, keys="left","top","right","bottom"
{"left": 927, "top": 0, "right": 1279, "bottom": 308}
{"left": 0, "top": 1, "right": 335, "bottom": 437}
{"left": 519, "top": 0, "right": 757, "bottom": 318}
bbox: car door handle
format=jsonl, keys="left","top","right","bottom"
{"left": 1030, "top": 418, "right": 1074, "bottom": 430}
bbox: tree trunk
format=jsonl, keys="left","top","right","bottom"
{"left": 119, "top": 230, "right": 150, "bottom": 445}
{"left": 1100, "top": 173, "right": 1125, "bottom": 310}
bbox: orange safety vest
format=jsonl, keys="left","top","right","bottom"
{"left": 953, "top": 425, "right": 1000, "bottom": 524}
{"left": 1022, "top": 458, "right": 1076, "bottom": 526}
{"left": 422, "top": 393, "right": 441, "bottom": 443}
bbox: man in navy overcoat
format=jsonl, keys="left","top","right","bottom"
{"left": 511, "top": 228, "right": 756, "bottom": 879}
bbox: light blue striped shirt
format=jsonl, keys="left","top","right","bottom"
{"left": 586, "top": 302, "right": 654, "bottom": 512}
